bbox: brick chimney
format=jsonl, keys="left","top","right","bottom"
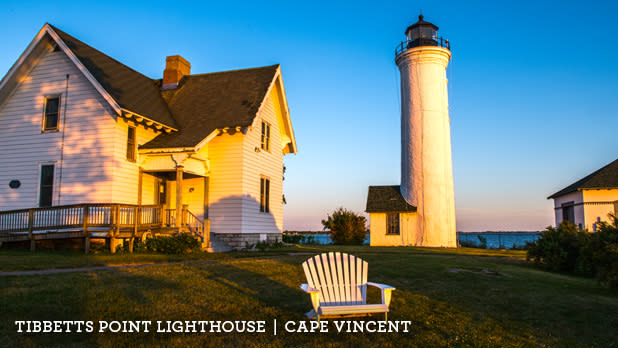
{"left": 162, "top": 55, "right": 191, "bottom": 89}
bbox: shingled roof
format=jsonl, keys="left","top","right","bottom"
{"left": 141, "top": 65, "right": 279, "bottom": 149}
{"left": 366, "top": 185, "right": 417, "bottom": 213}
{"left": 50, "top": 25, "right": 178, "bottom": 128}
{"left": 548, "top": 158, "right": 618, "bottom": 199}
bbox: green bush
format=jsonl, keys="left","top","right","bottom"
{"left": 282, "top": 234, "right": 303, "bottom": 244}
{"left": 581, "top": 215, "right": 618, "bottom": 288}
{"left": 282, "top": 234, "right": 318, "bottom": 245}
{"left": 526, "top": 221, "right": 591, "bottom": 274}
{"left": 321, "top": 207, "right": 367, "bottom": 245}
{"left": 144, "top": 234, "right": 200, "bottom": 254}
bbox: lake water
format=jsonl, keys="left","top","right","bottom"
{"left": 286, "top": 232, "right": 540, "bottom": 249}
{"left": 457, "top": 232, "right": 541, "bottom": 249}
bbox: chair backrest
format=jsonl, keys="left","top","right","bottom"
{"left": 302, "top": 252, "right": 368, "bottom": 305}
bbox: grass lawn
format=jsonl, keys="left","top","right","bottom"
{"left": 1, "top": 245, "right": 617, "bottom": 347}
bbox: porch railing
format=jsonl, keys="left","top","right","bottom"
{"left": 164, "top": 207, "right": 209, "bottom": 246}
{"left": 0, "top": 203, "right": 209, "bottom": 250}
{"left": 0, "top": 203, "right": 163, "bottom": 234}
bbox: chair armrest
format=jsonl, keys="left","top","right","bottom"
{"left": 300, "top": 284, "right": 321, "bottom": 313}
{"left": 367, "top": 282, "right": 395, "bottom": 307}
{"left": 300, "top": 284, "right": 320, "bottom": 293}
{"left": 367, "top": 282, "right": 396, "bottom": 291}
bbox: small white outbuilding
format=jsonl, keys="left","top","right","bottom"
{"left": 548, "top": 159, "right": 618, "bottom": 232}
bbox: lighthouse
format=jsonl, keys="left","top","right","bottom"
{"left": 366, "top": 15, "right": 456, "bottom": 247}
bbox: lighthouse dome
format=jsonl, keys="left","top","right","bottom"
{"left": 403, "top": 15, "right": 447, "bottom": 49}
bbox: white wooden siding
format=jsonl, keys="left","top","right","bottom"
{"left": 140, "top": 172, "right": 157, "bottom": 205}
{"left": 207, "top": 132, "right": 244, "bottom": 233}
{"left": 240, "top": 92, "right": 285, "bottom": 234}
{"left": 167, "top": 177, "right": 205, "bottom": 220}
{"left": 0, "top": 50, "right": 117, "bottom": 210}
{"left": 110, "top": 117, "right": 159, "bottom": 204}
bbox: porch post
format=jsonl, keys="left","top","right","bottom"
{"left": 176, "top": 165, "right": 184, "bottom": 228}
{"left": 138, "top": 167, "right": 143, "bottom": 205}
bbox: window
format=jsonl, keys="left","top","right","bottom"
{"left": 126, "top": 126, "right": 136, "bottom": 162}
{"left": 260, "top": 121, "right": 270, "bottom": 151}
{"left": 43, "top": 96, "right": 60, "bottom": 131}
{"left": 260, "top": 177, "right": 270, "bottom": 212}
{"left": 39, "top": 164, "right": 54, "bottom": 207}
{"left": 386, "top": 213, "right": 400, "bottom": 235}
{"left": 562, "top": 202, "right": 575, "bottom": 224}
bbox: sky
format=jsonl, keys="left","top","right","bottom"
{"left": 1, "top": 0, "right": 617, "bottom": 232}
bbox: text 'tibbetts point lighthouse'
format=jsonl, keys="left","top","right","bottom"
{"left": 366, "top": 15, "right": 456, "bottom": 247}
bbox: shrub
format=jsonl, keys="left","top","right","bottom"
{"left": 580, "top": 215, "right": 618, "bottom": 289}
{"left": 144, "top": 234, "right": 200, "bottom": 254}
{"left": 282, "top": 234, "right": 303, "bottom": 244}
{"left": 526, "top": 221, "right": 591, "bottom": 274}
{"left": 321, "top": 207, "right": 367, "bottom": 245}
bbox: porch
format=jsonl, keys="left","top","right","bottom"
{"left": 0, "top": 203, "right": 209, "bottom": 253}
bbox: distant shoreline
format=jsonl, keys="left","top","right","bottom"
{"left": 456, "top": 231, "right": 542, "bottom": 234}
{"left": 284, "top": 231, "right": 542, "bottom": 235}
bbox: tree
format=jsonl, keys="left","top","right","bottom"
{"left": 321, "top": 207, "right": 367, "bottom": 245}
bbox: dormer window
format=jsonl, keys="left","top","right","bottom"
{"left": 261, "top": 121, "right": 270, "bottom": 152}
{"left": 42, "top": 96, "right": 60, "bottom": 131}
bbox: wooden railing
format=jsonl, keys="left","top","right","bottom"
{"left": 0, "top": 203, "right": 163, "bottom": 235}
{"left": 0, "top": 203, "right": 209, "bottom": 251}
{"left": 185, "top": 210, "right": 205, "bottom": 243}
{"left": 164, "top": 206, "right": 209, "bottom": 246}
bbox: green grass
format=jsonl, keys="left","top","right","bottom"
{"left": 0, "top": 247, "right": 301, "bottom": 272}
{"left": 1, "top": 246, "right": 617, "bottom": 347}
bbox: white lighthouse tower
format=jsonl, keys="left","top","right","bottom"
{"left": 396, "top": 15, "right": 456, "bottom": 247}
{"left": 366, "top": 15, "right": 456, "bottom": 247}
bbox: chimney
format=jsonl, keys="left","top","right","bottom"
{"left": 162, "top": 55, "right": 191, "bottom": 90}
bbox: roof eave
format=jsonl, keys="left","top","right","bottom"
{"left": 253, "top": 65, "right": 297, "bottom": 155}
{"left": 121, "top": 109, "right": 177, "bottom": 133}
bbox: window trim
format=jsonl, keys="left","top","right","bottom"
{"left": 561, "top": 201, "right": 575, "bottom": 224}
{"left": 260, "top": 121, "right": 271, "bottom": 152}
{"left": 126, "top": 125, "right": 137, "bottom": 162}
{"left": 386, "top": 213, "right": 400, "bottom": 235}
{"left": 42, "top": 95, "right": 61, "bottom": 132}
{"left": 38, "top": 163, "right": 55, "bottom": 207}
{"left": 260, "top": 176, "right": 270, "bottom": 213}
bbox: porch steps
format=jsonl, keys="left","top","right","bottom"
{"left": 205, "top": 233, "right": 232, "bottom": 253}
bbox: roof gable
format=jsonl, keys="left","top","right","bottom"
{"left": 49, "top": 25, "right": 178, "bottom": 129}
{"left": 548, "top": 158, "right": 618, "bottom": 199}
{"left": 1, "top": 24, "right": 297, "bottom": 153}
{"left": 0, "top": 24, "right": 177, "bottom": 130}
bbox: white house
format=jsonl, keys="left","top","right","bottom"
{"left": 548, "top": 159, "right": 618, "bottom": 232}
{"left": 0, "top": 24, "right": 297, "bottom": 250}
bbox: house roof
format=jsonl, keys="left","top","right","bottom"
{"left": 548, "top": 158, "right": 618, "bottom": 199}
{"left": 0, "top": 24, "right": 295, "bottom": 152}
{"left": 49, "top": 25, "right": 178, "bottom": 129}
{"left": 365, "top": 185, "right": 417, "bottom": 213}
{"left": 141, "top": 65, "right": 279, "bottom": 149}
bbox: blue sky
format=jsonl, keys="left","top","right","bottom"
{"left": 1, "top": 0, "right": 617, "bottom": 231}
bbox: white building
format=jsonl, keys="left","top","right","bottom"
{"left": 548, "top": 159, "right": 618, "bottom": 232}
{"left": 366, "top": 15, "right": 456, "bottom": 247}
{"left": 0, "top": 24, "right": 297, "bottom": 251}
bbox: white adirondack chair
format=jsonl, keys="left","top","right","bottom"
{"left": 300, "top": 252, "right": 395, "bottom": 321}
